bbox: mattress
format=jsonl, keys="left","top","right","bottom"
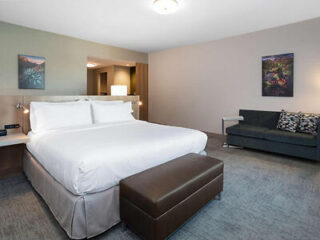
{"left": 27, "top": 120, "right": 207, "bottom": 195}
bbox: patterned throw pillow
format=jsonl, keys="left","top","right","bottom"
{"left": 297, "top": 113, "right": 320, "bottom": 135}
{"left": 277, "top": 110, "right": 301, "bottom": 132}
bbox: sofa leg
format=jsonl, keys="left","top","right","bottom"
{"left": 222, "top": 142, "right": 229, "bottom": 148}
{"left": 227, "top": 145, "right": 243, "bottom": 149}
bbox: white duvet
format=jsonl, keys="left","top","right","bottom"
{"left": 27, "top": 120, "right": 207, "bottom": 195}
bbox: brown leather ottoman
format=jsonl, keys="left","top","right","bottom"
{"left": 120, "top": 153, "right": 224, "bottom": 240}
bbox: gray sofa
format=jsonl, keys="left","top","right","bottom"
{"left": 226, "top": 109, "right": 320, "bottom": 161}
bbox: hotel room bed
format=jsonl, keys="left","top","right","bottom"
{"left": 24, "top": 120, "right": 207, "bottom": 239}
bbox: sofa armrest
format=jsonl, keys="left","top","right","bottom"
{"left": 317, "top": 122, "right": 320, "bottom": 160}
{"left": 317, "top": 121, "right": 320, "bottom": 140}
{"left": 222, "top": 116, "right": 244, "bottom": 121}
{"left": 222, "top": 116, "right": 244, "bottom": 137}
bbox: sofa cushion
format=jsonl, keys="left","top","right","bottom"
{"left": 276, "top": 110, "right": 301, "bottom": 132}
{"left": 226, "top": 124, "right": 269, "bottom": 139}
{"left": 297, "top": 113, "right": 320, "bottom": 135}
{"left": 265, "top": 129, "right": 317, "bottom": 147}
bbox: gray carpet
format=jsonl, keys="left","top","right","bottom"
{"left": 1, "top": 135, "right": 320, "bottom": 240}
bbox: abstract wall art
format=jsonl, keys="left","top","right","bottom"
{"left": 262, "top": 53, "right": 293, "bottom": 97}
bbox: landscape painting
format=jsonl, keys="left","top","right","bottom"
{"left": 18, "top": 54, "right": 45, "bottom": 89}
{"left": 262, "top": 53, "right": 293, "bottom": 97}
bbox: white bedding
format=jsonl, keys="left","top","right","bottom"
{"left": 27, "top": 120, "right": 207, "bottom": 195}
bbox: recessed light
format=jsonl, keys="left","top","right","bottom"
{"left": 87, "top": 63, "right": 96, "bottom": 68}
{"left": 153, "top": 0, "right": 179, "bottom": 14}
{"left": 126, "top": 64, "right": 130, "bottom": 66}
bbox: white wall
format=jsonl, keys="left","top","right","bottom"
{"left": 149, "top": 18, "right": 320, "bottom": 134}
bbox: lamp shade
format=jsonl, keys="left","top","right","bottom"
{"left": 111, "top": 85, "right": 127, "bottom": 96}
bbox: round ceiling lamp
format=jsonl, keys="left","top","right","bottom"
{"left": 87, "top": 63, "right": 96, "bottom": 68}
{"left": 153, "top": 0, "right": 179, "bottom": 14}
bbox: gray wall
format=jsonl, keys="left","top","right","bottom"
{"left": 0, "top": 21, "right": 148, "bottom": 95}
{"left": 149, "top": 17, "right": 320, "bottom": 134}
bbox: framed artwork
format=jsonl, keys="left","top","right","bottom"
{"left": 262, "top": 53, "right": 293, "bottom": 97}
{"left": 18, "top": 54, "right": 45, "bottom": 89}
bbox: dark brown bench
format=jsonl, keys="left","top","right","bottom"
{"left": 120, "top": 153, "right": 224, "bottom": 240}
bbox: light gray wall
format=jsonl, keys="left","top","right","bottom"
{"left": 149, "top": 17, "right": 320, "bottom": 134}
{"left": 0, "top": 21, "right": 148, "bottom": 95}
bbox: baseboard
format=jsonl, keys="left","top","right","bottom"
{"left": 204, "top": 131, "right": 221, "bottom": 137}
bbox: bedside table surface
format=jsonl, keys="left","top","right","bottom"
{"left": 0, "top": 133, "right": 29, "bottom": 147}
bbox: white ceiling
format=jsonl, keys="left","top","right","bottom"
{"left": 1, "top": 0, "right": 320, "bottom": 53}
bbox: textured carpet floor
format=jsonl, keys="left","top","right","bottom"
{"left": 1, "top": 135, "right": 320, "bottom": 240}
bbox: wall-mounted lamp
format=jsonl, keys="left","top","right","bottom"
{"left": 16, "top": 103, "right": 29, "bottom": 114}
{"left": 132, "top": 100, "right": 143, "bottom": 106}
{"left": 111, "top": 85, "right": 128, "bottom": 96}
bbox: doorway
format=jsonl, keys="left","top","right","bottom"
{"left": 99, "top": 72, "right": 108, "bottom": 95}
{"left": 86, "top": 57, "right": 148, "bottom": 120}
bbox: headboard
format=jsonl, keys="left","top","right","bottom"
{"left": 0, "top": 95, "right": 140, "bottom": 134}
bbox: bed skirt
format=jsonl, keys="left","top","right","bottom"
{"left": 23, "top": 150, "right": 120, "bottom": 239}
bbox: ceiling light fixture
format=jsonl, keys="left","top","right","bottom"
{"left": 153, "top": 0, "right": 179, "bottom": 14}
{"left": 87, "top": 63, "right": 96, "bottom": 68}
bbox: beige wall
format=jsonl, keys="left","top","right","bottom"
{"left": 113, "top": 66, "right": 131, "bottom": 94}
{"left": 0, "top": 21, "right": 147, "bottom": 95}
{"left": 87, "top": 69, "right": 95, "bottom": 95}
{"left": 149, "top": 17, "right": 320, "bottom": 134}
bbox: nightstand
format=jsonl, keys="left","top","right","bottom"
{"left": 0, "top": 133, "right": 29, "bottom": 178}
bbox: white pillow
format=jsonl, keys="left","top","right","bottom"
{"left": 89, "top": 100, "right": 124, "bottom": 104}
{"left": 30, "top": 101, "right": 92, "bottom": 133}
{"left": 91, "top": 101, "right": 135, "bottom": 124}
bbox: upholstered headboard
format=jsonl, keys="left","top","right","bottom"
{"left": 0, "top": 95, "right": 140, "bottom": 134}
